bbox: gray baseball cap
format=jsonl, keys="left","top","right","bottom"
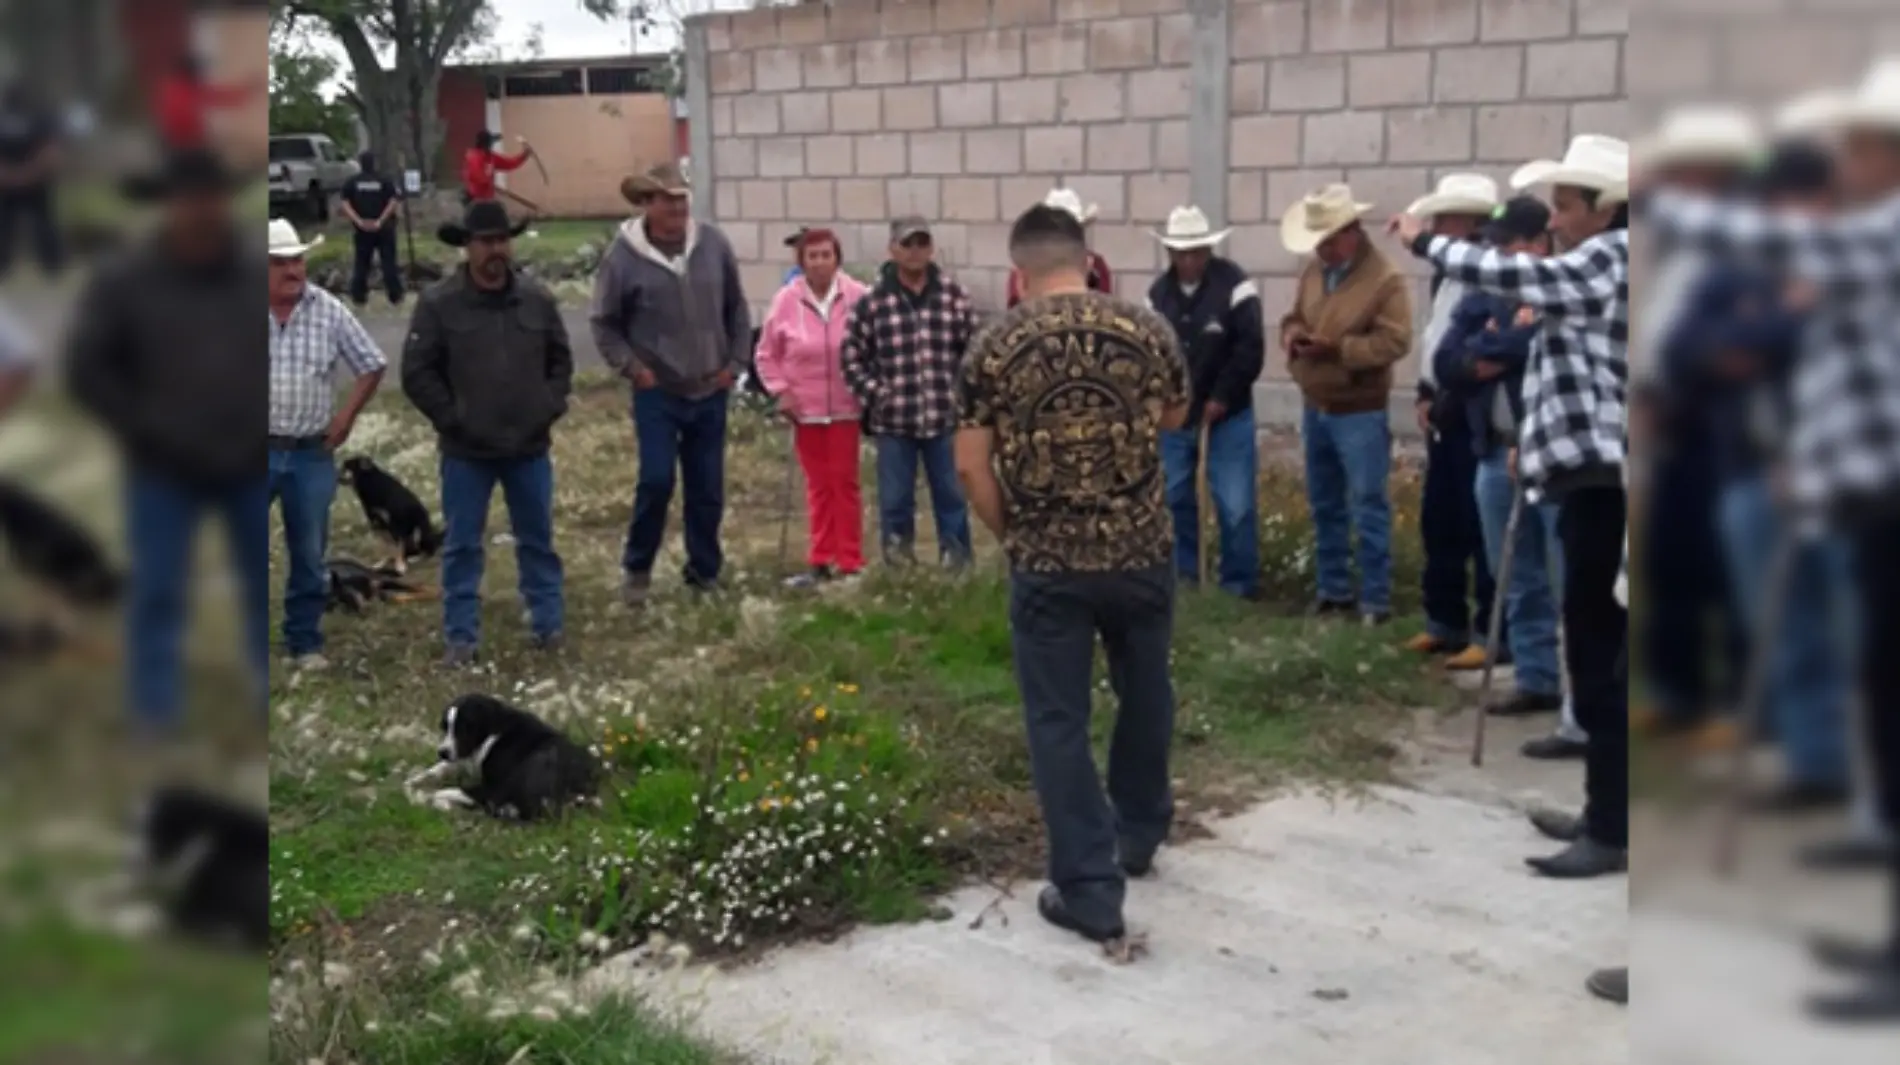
{"left": 890, "top": 215, "right": 932, "bottom": 242}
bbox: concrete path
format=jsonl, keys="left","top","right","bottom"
{"left": 585, "top": 707, "right": 1631, "bottom": 1065}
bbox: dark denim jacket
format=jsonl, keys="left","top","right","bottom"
{"left": 1431, "top": 291, "right": 1537, "bottom": 459}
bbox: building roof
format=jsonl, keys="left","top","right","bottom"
{"left": 444, "top": 52, "right": 670, "bottom": 75}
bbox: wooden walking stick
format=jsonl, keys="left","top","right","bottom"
{"left": 1712, "top": 522, "right": 1801, "bottom": 876}
{"left": 1195, "top": 420, "right": 1213, "bottom": 588}
{"left": 1471, "top": 485, "right": 1526, "bottom": 767}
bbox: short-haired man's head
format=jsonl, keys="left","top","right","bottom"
{"left": 1007, "top": 204, "right": 1088, "bottom": 281}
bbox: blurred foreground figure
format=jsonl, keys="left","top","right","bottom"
{"left": 0, "top": 296, "right": 34, "bottom": 418}
{"left": 66, "top": 149, "right": 267, "bottom": 738}
{"left": 1643, "top": 55, "right": 1900, "bottom": 1022}
{"left": 153, "top": 55, "right": 258, "bottom": 153}
{"left": 0, "top": 80, "right": 65, "bottom": 282}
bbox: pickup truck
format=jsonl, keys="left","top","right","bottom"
{"left": 267, "top": 134, "right": 359, "bottom": 222}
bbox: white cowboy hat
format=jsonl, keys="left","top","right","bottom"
{"left": 1405, "top": 173, "right": 1500, "bottom": 218}
{"left": 1042, "top": 186, "right": 1099, "bottom": 224}
{"left": 1634, "top": 106, "right": 1762, "bottom": 170}
{"left": 1153, "top": 205, "right": 1231, "bottom": 250}
{"left": 1279, "top": 184, "right": 1374, "bottom": 254}
{"left": 267, "top": 218, "right": 324, "bottom": 258}
{"left": 1785, "top": 56, "right": 1900, "bottom": 133}
{"left": 1510, "top": 134, "right": 1630, "bottom": 197}
{"left": 1774, "top": 89, "right": 1853, "bottom": 138}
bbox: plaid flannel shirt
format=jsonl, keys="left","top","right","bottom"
{"left": 840, "top": 265, "right": 976, "bottom": 439}
{"left": 1646, "top": 191, "right": 1900, "bottom": 520}
{"left": 269, "top": 285, "right": 386, "bottom": 438}
{"left": 1419, "top": 231, "right": 1629, "bottom": 493}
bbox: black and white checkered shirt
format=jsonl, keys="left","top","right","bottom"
{"left": 1418, "top": 230, "right": 1630, "bottom": 492}
{"left": 1647, "top": 191, "right": 1900, "bottom": 519}
{"left": 269, "top": 285, "right": 386, "bottom": 438}
{"left": 840, "top": 265, "right": 976, "bottom": 439}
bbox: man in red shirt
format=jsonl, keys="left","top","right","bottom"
{"left": 462, "top": 130, "right": 531, "bottom": 204}
{"left": 154, "top": 56, "right": 258, "bottom": 151}
{"left": 1005, "top": 188, "right": 1111, "bottom": 306}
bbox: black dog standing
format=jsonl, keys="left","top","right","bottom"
{"left": 338, "top": 456, "right": 441, "bottom": 573}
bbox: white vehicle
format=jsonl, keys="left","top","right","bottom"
{"left": 267, "top": 134, "right": 360, "bottom": 222}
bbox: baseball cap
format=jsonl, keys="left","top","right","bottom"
{"left": 1751, "top": 141, "right": 1834, "bottom": 199}
{"left": 890, "top": 215, "right": 932, "bottom": 242}
{"left": 1482, "top": 195, "right": 1551, "bottom": 244}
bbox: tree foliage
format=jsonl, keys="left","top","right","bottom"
{"left": 269, "top": 28, "right": 358, "bottom": 147}
{"left": 273, "top": 0, "right": 622, "bottom": 182}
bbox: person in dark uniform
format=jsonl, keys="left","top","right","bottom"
{"left": 0, "top": 81, "right": 65, "bottom": 282}
{"left": 340, "top": 151, "right": 405, "bottom": 307}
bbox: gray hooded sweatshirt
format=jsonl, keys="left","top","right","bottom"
{"left": 589, "top": 217, "right": 752, "bottom": 400}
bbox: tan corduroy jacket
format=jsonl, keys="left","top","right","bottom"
{"left": 1279, "top": 243, "right": 1415, "bottom": 414}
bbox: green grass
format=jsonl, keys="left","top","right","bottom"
{"left": 303, "top": 217, "right": 612, "bottom": 272}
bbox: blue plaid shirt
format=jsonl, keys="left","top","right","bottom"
{"left": 269, "top": 286, "right": 386, "bottom": 438}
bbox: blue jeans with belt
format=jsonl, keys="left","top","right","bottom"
{"left": 268, "top": 444, "right": 337, "bottom": 657}
{"left": 126, "top": 468, "right": 271, "bottom": 732}
{"left": 1161, "top": 408, "right": 1261, "bottom": 598}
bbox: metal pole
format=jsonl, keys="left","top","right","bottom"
{"left": 400, "top": 151, "right": 417, "bottom": 292}
{"left": 1472, "top": 486, "right": 1527, "bottom": 767}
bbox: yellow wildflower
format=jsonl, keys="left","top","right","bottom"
{"left": 759, "top": 798, "right": 777, "bottom": 812}
{"left": 814, "top": 706, "right": 828, "bottom": 722}
{"left": 737, "top": 771, "right": 750, "bottom": 783}
{"left": 800, "top": 686, "right": 813, "bottom": 698}
{"left": 805, "top": 738, "right": 820, "bottom": 753}
{"left": 837, "top": 683, "right": 859, "bottom": 694}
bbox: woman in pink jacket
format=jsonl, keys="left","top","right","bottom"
{"left": 753, "top": 228, "right": 869, "bottom": 586}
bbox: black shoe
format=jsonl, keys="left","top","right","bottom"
{"left": 1528, "top": 808, "right": 1584, "bottom": 843}
{"left": 1120, "top": 847, "right": 1156, "bottom": 878}
{"left": 1585, "top": 967, "right": 1628, "bottom": 1005}
{"left": 1526, "top": 838, "right": 1628, "bottom": 879}
{"left": 530, "top": 631, "right": 564, "bottom": 653}
{"left": 1798, "top": 836, "right": 1895, "bottom": 873}
{"left": 1035, "top": 884, "right": 1124, "bottom": 944}
{"left": 1309, "top": 598, "right": 1355, "bottom": 618}
{"left": 1809, "top": 932, "right": 1900, "bottom": 977}
{"left": 1748, "top": 781, "right": 1850, "bottom": 815}
{"left": 1521, "top": 734, "right": 1588, "bottom": 760}
{"left": 1805, "top": 971, "right": 1900, "bottom": 1024}
{"left": 1486, "top": 691, "right": 1564, "bottom": 717}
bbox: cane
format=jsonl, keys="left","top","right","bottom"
{"left": 1195, "top": 421, "right": 1213, "bottom": 588}
{"left": 1712, "top": 521, "right": 1802, "bottom": 876}
{"left": 776, "top": 422, "right": 800, "bottom": 571}
{"left": 1471, "top": 485, "right": 1528, "bottom": 767}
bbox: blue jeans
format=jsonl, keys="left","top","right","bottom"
{"left": 873, "top": 433, "right": 971, "bottom": 565}
{"left": 267, "top": 448, "right": 336, "bottom": 657}
{"left": 1718, "top": 474, "right": 1855, "bottom": 787}
{"left": 125, "top": 469, "right": 270, "bottom": 731}
{"left": 440, "top": 453, "right": 564, "bottom": 649}
{"left": 1474, "top": 452, "right": 1564, "bottom": 697}
{"left": 1642, "top": 447, "right": 1747, "bottom": 723}
{"left": 623, "top": 389, "right": 728, "bottom": 584}
{"left": 1161, "top": 408, "right": 1260, "bottom": 597}
{"left": 1301, "top": 407, "right": 1393, "bottom": 612}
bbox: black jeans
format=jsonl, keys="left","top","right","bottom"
{"left": 1641, "top": 448, "right": 1746, "bottom": 724}
{"left": 1559, "top": 484, "right": 1629, "bottom": 849}
{"left": 1009, "top": 566, "right": 1177, "bottom": 934}
{"left": 1421, "top": 420, "right": 1495, "bottom": 646}
{"left": 350, "top": 226, "right": 404, "bottom": 305}
{"left": 1857, "top": 514, "right": 1900, "bottom": 847}
{"left": 0, "top": 184, "right": 63, "bottom": 281}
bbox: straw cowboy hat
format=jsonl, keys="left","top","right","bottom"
{"left": 1510, "top": 133, "right": 1629, "bottom": 202}
{"left": 1149, "top": 205, "right": 1230, "bottom": 250}
{"left": 1042, "top": 186, "right": 1099, "bottom": 224}
{"left": 620, "top": 160, "right": 691, "bottom": 206}
{"left": 1279, "top": 184, "right": 1374, "bottom": 254}
{"left": 1784, "top": 56, "right": 1900, "bottom": 133}
{"left": 1634, "top": 106, "right": 1762, "bottom": 170}
{"left": 1405, "top": 173, "right": 1500, "bottom": 218}
{"left": 267, "top": 218, "right": 324, "bottom": 258}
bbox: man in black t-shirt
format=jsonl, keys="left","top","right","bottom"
{"left": 0, "top": 82, "right": 64, "bottom": 281}
{"left": 340, "top": 151, "right": 404, "bottom": 306}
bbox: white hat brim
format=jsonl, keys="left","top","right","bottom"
{"left": 1154, "top": 227, "right": 1230, "bottom": 251}
{"left": 1510, "top": 160, "right": 1625, "bottom": 192}
{"left": 268, "top": 233, "right": 325, "bottom": 258}
{"left": 1278, "top": 202, "right": 1373, "bottom": 255}
{"left": 1813, "top": 98, "right": 1900, "bottom": 133}
{"left": 1404, "top": 193, "right": 1498, "bottom": 218}
{"left": 1632, "top": 135, "right": 1760, "bottom": 171}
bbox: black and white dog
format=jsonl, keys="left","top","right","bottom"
{"left": 132, "top": 786, "right": 269, "bottom": 952}
{"left": 411, "top": 693, "right": 600, "bottom": 821}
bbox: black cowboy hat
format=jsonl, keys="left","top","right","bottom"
{"left": 120, "top": 147, "right": 242, "bottom": 203}
{"left": 437, "top": 199, "right": 531, "bottom": 247}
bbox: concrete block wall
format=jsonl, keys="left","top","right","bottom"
{"left": 688, "top": 0, "right": 1628, "bottom": 427}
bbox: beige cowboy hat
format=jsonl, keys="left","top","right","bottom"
{"left": 621, "top": 160, "right": 691, "bottom": 206}
{"left": 1152, "top": 205, "right": 1231, "bottom": 250}
{"left": 1405, "top": 173, "right": 1500, "bottom": 218}
{"left": 1510, "top": 133, "right": 1629, "bottom": 203}
{"left": 267, "top": 217, "right": 324, "bottom": 258}
{"left": 1634, "top": 106, "right": 1763, "bottom": 170}
{"left": 1783, "top": 56, "right": 1900, "bottom": 134}
{"left": 1279, "top": 184, "right": 1374, "bottom": 254}
{"left": 1774, "top": 89, "right": 1853, "bottom": 138}
{"left": 1041, "top": 186, "right": 1099, "bottom": 224}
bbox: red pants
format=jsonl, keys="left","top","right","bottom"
{"left": 794, "top": 421, "right": 863, "bottom": 573}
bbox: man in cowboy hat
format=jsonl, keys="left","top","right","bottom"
{"left": 66, "top": 148, "right": 271, "bottom": 737}
{"left": 1144, "top": 204, "right": 1264, "bottom": 599}
{"left": 590, "top": 161, "right": 753, "bottom": 605}
{"left": 1630, "top": 107, "right": 1761, "bottom": 752}
{"left": 1278, "top": 183, "right": 1415, "bottom": 624}
{"left": 1394, "top": 133, "right": 1632, "bottom": 884}
{"left": 402, "top": 199, "right": 573, "bottom": 666}
{"left": 1006, "top": 188, "right": 1111, "bottom": 306}
{"left": 1404, "top": 173, "right": 1503, "bottom": 670}
{"left": 267, "top": 217, "right": 386, "bottom": 673}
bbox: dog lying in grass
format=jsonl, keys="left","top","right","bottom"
{"left": 132, "top": 786, "right": 269, "bottom": 952}
{"left": 0, "top": 476, "right": 123, "bottom": 629}
{"left": 338, "top": 456, "right": 441, "bottom": 574}
{"left": 407, "top": 693, "right": 601, "bottom": 822}
{"left": 326, "top": 557, "right": 436, "bottom": 614}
